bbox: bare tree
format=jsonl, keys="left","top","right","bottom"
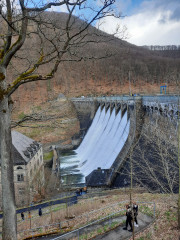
{"left": 178, "top": 97, "right": 180, "bottom": 230}
{"left": 0, "top": 0, "right": 120, "bottom": 238}
{"left": 132, "top": 133, "right": 178, "bottom": 194}
{"left": 132, "top": 108, "right": 179, "bottom": 230}
{"left": 115, "top": 109, "right": 178, "bottom": 220}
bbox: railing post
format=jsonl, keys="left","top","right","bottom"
{"left": 77, "top": 228, "right": 79, "bottom": 240}
{"left": 59, "top": 222, "right": 61, "bottom": 230}
{"left": 28, "top": 211, "right": 31, "bottom": 229}
{"left": 109, "top": 216, "right": 111, "bottom": 229}
{"left": 50, "top": 201, "right": 53, "bottom": 223}
{"left": 87, "top": 213, "right": 89, "bottom": 224}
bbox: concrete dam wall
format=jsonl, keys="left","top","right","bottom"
{"left": 70, "top": 97, "right": 144, "bottom": 186}
{"left": 113, "top": 96, "right": 179, "bottom": 192}
{"left": 60, "top": 95, "right": 178, "bottom": 188}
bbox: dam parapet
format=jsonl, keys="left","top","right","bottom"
{"left": 142, "top": 95, "right": 179, "bottom": 119}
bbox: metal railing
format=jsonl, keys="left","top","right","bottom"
{"left": 17, "top": 199, "right": 126, "bottom": 236}
{"left": 50, "top": 201, "right": 156, "bottom": 240}
{"left": 52, "top": 209, "right": 125, "bottom": 240}
{"left": 17, "top": 200, "right": 155, "bottom": 240}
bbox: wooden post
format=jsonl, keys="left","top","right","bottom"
{"left": 66, "top": 195, "right": 69, "bottom": 218}
{"left": 178, "top": 96, "right": 180, "bottom": 230}
{"left": 28, "top": 211, "right": 31, "bottom": 229}
{"left": 130, "top": 151, "right": 135, "bottom": 240}
{"left": 50, "top": 202, "right": 53, "bottom": 223}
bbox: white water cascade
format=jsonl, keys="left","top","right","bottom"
{"left": 60, "top": 106, "right": 130, "bottom": 184}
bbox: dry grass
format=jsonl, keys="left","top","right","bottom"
{"left": 17, "top": 194, "right": 126, "bottom": 238}
{"left": 14, "top": 191, "right": 179, "bottom": 240}
{"left": 130, "top": 193, "right": 179, "bottom": 240}
{"left": 0, "top": 190, "right": 178, "bottom": 240}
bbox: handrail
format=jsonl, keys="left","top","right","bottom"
{"left": 17, "top": 200, "right": 155, "bottom": 240}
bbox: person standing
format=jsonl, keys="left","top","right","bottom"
{"left": 21, "top": 212, "right": 24, "bottom": 220}
{"left": 123, "top": 204, "right": 133, "bottom": 231}
{"left": 133, "top": 202, "right": 139, "bottom": 227}
{"left": 76, "top": 189, "right": 80, "bottom": 196}
{"left": 28, "top": 211, "right": 31, "bottom": 219}
{"left": 39, "top": 207, "right": 42, "bottom": 216}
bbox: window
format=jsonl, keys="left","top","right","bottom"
{"left": 17, "top": 166, "right": 23, "bottom": 170}
{"left": 17, "top": 174, "right": 24, "bottom": 182}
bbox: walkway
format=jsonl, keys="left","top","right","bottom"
{"left": 35, "top": 212, "right": 153, "bottom": 240}
{"left": 94, "top": 213, "right": 153, "bottom": 240}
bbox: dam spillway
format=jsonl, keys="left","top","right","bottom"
{"left": 59, "top": 95, "right": 179, "bottom": 188}
{"left": 76, "top": 106, "right": 130, "bottom": 176}
{"left": 60, "top": 105, "right": 130, "bottom": 185}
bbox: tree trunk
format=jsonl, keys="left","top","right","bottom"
{"left": 178, "top": 197, "right": 180, "bottom": 230}
{"left": 0, "top": 79, "right": 17, "bottom": 239}
{"left": 178, "top": 100, "right": 180, "bottom": 230}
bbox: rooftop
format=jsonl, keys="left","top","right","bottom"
{"left": 0, "top": 131, "right": 41, "bottom": 165}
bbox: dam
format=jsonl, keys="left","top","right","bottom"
{"left": 59, "top": 95, "right": 179, "bottom": 189}
{"left": 59, "top": 105, "right": 130, "bottom": 185}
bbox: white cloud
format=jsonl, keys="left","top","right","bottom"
{"left": 49, "top": 4, "right": 68, "bottom": 13}
{"left": 96, "top": 0, "right": 180, "bottom": 45}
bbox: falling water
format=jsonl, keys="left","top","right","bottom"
{"left": 59, "top": 106, "right": 130, "bottom": 185}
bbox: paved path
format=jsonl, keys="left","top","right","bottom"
{"left": 36, "top": 213, "right": 153, "bottom": 240}
{"left": 94, "top": 213, "right": 153, "bottom": 240}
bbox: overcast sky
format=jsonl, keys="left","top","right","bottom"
{"left": 49, "top": 0, "right": 180, "bottom": 46}
{"left": 97, "top": 0, "right": 180, "bottom": 46}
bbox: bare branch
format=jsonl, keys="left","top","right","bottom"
{"left": 26, "top": 0, "right": 85, "bottom": 12}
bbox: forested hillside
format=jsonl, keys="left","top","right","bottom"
{"left": 142, "top": 45, "right": 180, "bottom": 58}
{"left": 2, "top": 11, "right": 179, "bottom": 113}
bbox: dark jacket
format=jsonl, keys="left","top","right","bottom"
{"left": 133, "top": 204, "right": 138, "bottom": 216}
